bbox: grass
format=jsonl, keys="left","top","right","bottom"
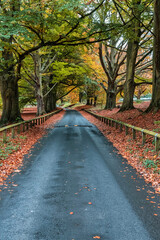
{"left": 143, "top": 159, "right": 157, "bottom": 169}
{"left": 0, "top": 138, "right": 21, "bottom": 162}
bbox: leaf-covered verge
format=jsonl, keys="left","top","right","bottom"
{"left": 0, "top": 110, "right": 65, "bottom": 189}
{"left": 80, "top": 103, "right": 160, "bottom": 193}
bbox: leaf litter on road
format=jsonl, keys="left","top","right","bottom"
{"left": 0, "top": 110, "right": 64, "bottom": 188}
{"left": 81, "top": 106, "right": 160, "bottom": 193}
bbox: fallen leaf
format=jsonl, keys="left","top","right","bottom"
{"left": 88, "top": 202, "right": 92, "bottom": 205}
{"left": 70, "top": 212, "right": 74, "bottom": 215}
{"left": 93, "top": 236, "right": 101, "bottom": 239}
{"left": 14, "top": 169, "right": 21, "bottom": 173}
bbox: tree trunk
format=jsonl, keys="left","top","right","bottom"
{"left": 105, "top": 91, "right": 116, "bottom": 109}
{"left": 120, "top": 0, "right": 141, "bottom": 111}
{"left": 146, "top": 0, "right": 160, "bottom": 112}
{"left": 0, "top": 75, "right": 22, "bottom": 125}
{"left": 94, "top": 96, "right": 97, "bottom": 107}
{"left": 36, "top": 92, "right": 45, "bottom": 116}
{"left": 33, "top": 52, "right": 46, "bottom": 116}
{"left": 120, "top": 40, "right": 139, "bottom": 111}
{"left": 0, "top": 1, "right": 22, "bottom": 125}
{"left": 87, "top": 97, "right": 90, "bottom": 105}
{"left": 44, "top": 84, "right": 57, "bottom": 112}
{"left": 79, "top": 92, "right": 83, "bottom": 103}
{"left": 0, "top": 38, "right": 22, "bottom": 125}
{"left": 100, "top": 82, "right": 116, "bottom": 110}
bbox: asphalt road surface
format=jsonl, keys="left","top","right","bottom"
{"left": 0, "top": 110, "right": 160, "bottom": 240}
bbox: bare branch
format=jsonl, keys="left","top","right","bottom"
{"left": 43, "top": 83, "right": 58, "bottom": 98}
{"left": 56, "top": 86, "right": 78, "bottom": 100}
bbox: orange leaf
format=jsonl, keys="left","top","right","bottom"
{"left": 70, "top": 212, "right": 74, "bottom": 215}
{"left": 88, "top": 202, "right": 92, "bottom": 205}
{"left": 93, "top": 236, "right": 101, "bottom": 239}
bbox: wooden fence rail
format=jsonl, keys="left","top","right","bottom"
{"left": 0, "top": 109, "right": 62, "bottom": 143}
{"left": 85, "top": 110, "right": 160, "bottom": 151}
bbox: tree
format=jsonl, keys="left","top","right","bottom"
{"left": 22, "top": 48, "right": 58, "bottom": 116}
{"left": 21, "top": 45, "right": 88, "bottom": 113}
{"left": 119, "top": 0, "right": 142, "bottom": 111}
{"left": 0, "top": 0, "right": 22, "bottom": 124}
{"left": 146, "top": 0, "right": 160, "bottom": 112}
{"left": 0, "top": 0, "right": 110, "bottom": 124}
{"left": 99, "top": 40, "right": 127, "bottom": 109}
{"left": 108, "top": 0, "right": 153, "bottom": 111}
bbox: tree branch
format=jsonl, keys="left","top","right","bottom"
{"left": 56, "top": 86, "right": 78, "bottom": 100}
{"left": 43, "top": 82, "right": 58, "bottom": 98}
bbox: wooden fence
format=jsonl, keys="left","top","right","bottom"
{"left": 0, "top": 109, "right": 62, "bottom": 143}
{"left": 85, "top": 110, "right": 160, "bottom": 151}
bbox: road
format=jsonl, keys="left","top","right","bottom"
{"left": 0, "top": 110, "right": 160, "bottom": 240}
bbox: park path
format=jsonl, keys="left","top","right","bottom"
{"left": 0, "top": 110, "right": 160, "bottom": 240}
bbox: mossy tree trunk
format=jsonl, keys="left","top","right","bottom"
{"left": 0, "top": 1, "right": 22, "bottom": 125}
{"left": 33, "top": 52, "right": 46, "bottom": 116}
{"left": 0, "top": 70, "right": 22, "bottom": 125}
{"left": 0, "top": 39, "right": 22, "bottom": 125}
{"left": 120, "top": 0, "right": 141, "bottom": 111}
{"left": 120, "top": 41, "right": 138, "bottom": 111}
{"left": 99, "top": 40, "right": 127, "bottom": 110}
{"left": 44, "top": 84, "right": 57, "bottom": 113}
{"left": 146, "top": 0, "right": 160, "bottom": 112}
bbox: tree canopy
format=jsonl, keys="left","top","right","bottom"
{"left": 0, "top": 0, "right": 159, "bottom": 124}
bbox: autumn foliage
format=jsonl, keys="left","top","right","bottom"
{"left": 81, "top": 103, "right": 160, "bottom": 193}
{"left": 0, "top": 110, "right": 64, "bottom": 188}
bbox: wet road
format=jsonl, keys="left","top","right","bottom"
{"left": 0, "top": 110, "right": 160, "bottom": 240}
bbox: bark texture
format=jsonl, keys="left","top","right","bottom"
{"left": 99, "top": 40, "right": 126, "bottom": 110}
{"left": 44, "top": 84, "right": 57, "bottom": 113}
{"left": 0, "top": 1, "right": 22, "bottom": 125}
{"left": 146, "top": 0, "right": 160, "bottom": 112}
{"left": 120, "top": 41, "right": 138, "bottom": 110}
{"left": 0, "top": 72, "right": 22, "bottom": 124}
{"left": 120, "top": 0, "right": 141, "bottom": 111}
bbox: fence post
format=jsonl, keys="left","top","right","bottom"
{"left": 120, "top": 124, "right": 123, "bottom": 132}
{"left": 125, "top": 126, "right": 128, "bottom": 135}
{"left": 132, "top": 128, "right": 136, "bottom": 140}
{"left": 155, "top": 134, "right": 160, "bottom": 151}
{"left": 30, "top": 121, "right": 33, "bottom": 128}
{"left": 17, "top": 125, "right": 21, "bottom": 134}
{"left": 3, "top": 130, "right": 7, "bottom": 143}
{"left": 12, "top": 127, "right": 15, "bottom": 139}
{"left": 23, "top": 123, "right": 25, "bottom": 132}
{"left": 142, "top": 130, "right": 146, "bottom": 145}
